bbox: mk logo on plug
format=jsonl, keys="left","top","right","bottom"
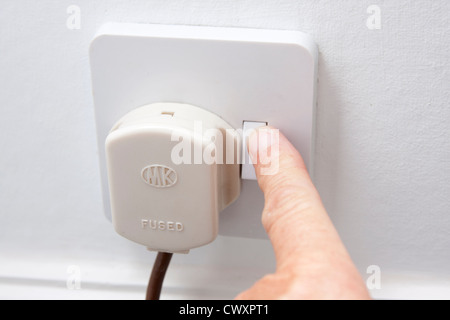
{"left": 141, "top": 165, "right": 178, "bottom": 188}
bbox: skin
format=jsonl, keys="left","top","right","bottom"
{"left": 235, "top": 127, "right": 371, "bottom": 300}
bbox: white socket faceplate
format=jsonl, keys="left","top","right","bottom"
{"left": 90, "top": 23, "right": 318, "bottom": 239}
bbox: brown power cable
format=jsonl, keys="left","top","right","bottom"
{"left": 146, "top": 252, "right": 173, "bottom": 300}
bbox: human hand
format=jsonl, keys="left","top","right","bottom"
{"left": 235, "top": 127, "right": 371, "bottom": 300}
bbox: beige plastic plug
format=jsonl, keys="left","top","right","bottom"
{"left": 105, "top": 103, "right": 240, "bottom": 253}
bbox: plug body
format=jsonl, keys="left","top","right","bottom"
{"left": 105, "top": 103, "right": 240, "bottom": 253}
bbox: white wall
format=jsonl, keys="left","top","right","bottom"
{"left": 1, "top": 0, "right": 450, "bottom": 299}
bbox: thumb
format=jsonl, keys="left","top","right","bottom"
{"left": 248, "top": 127, "right": 354, "bottom": 272}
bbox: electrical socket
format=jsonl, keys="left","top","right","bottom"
{"left": 90, "top": 23, "right": 318, "bottom": 239}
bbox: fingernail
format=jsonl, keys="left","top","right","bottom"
{"left": 248, "top": 126, "right": 273, "bottom": 163}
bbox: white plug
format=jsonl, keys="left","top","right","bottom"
{"left": 105, "top": 103, "right": 240, "bottom": 253}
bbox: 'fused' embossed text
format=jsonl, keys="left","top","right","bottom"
{"left": 141, "top": 219, "right": 184, "bottom": 232}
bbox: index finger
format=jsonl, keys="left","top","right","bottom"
{"left": 248, "top": 127, "right": 354, "bottom": 272}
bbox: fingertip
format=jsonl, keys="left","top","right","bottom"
{"left": 249, "top": 126, "right": 309, "bottom": 188}
{"left": 247, "top": 127, "right": 259, "bottom": 164}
